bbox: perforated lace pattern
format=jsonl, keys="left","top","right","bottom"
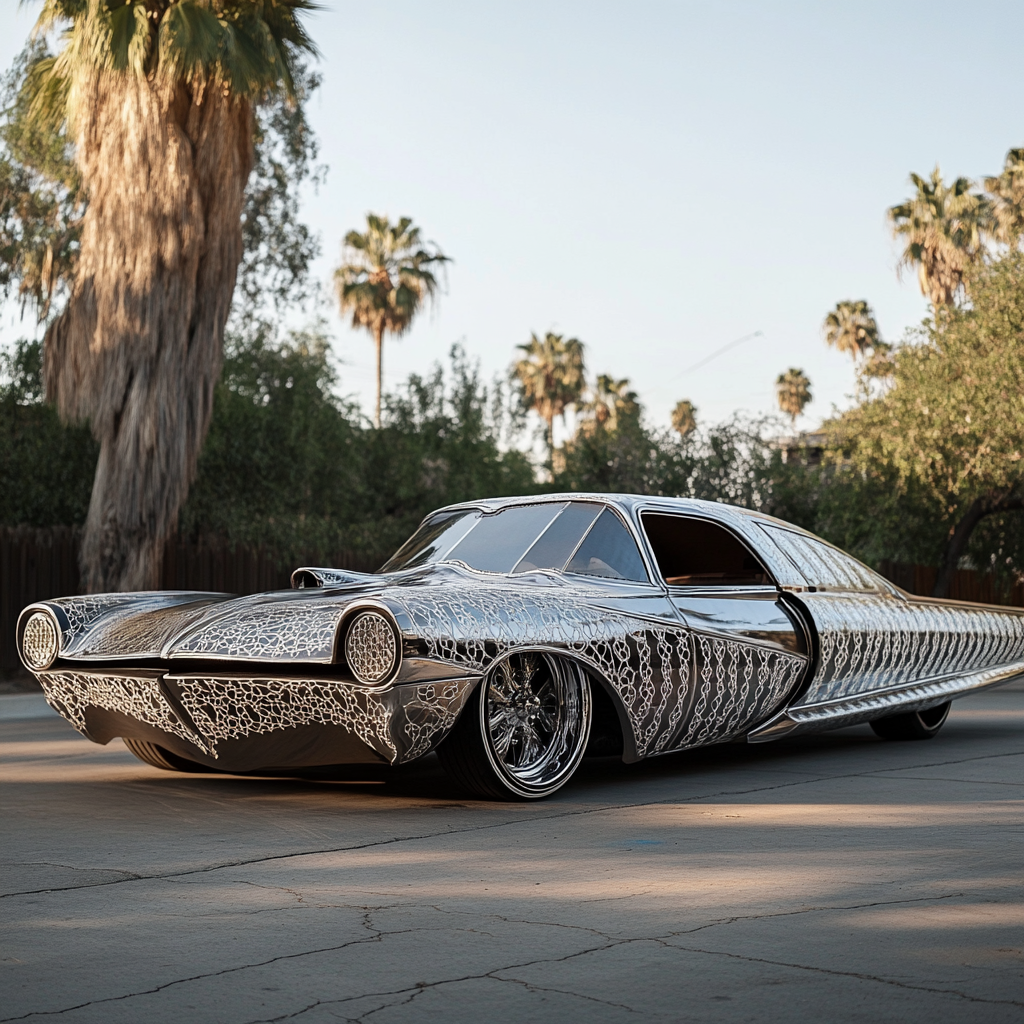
{"left": 798, "top": 592, "right": 1024, "bottom": 705}
{"left": 390, "top": 582, "right": 806, "bottom": 757}
{"left": 344, "top": 613, "right": 397, "bottom": 683}
{"left": 21, "top": 612, "right": 58, "bottom": 670}
{"left": 37, "top": 670, "right": 212, "bottom": 755}
{"left": 172, "top": 676, "right": 474, "bottom": 763}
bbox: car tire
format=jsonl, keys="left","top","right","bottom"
{"left": 437, "top": 652, "right": 592, "bottom": 800}
{"left": 869, "top": 701, "right": 951, "bottom": 741}
{"left": 123, "top": 738, "right": 210, "bottom": 772}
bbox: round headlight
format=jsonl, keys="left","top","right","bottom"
{"left": 21, "top": 611, "right": 60, "bottom": 671}
{"left": 344, "top": 611, "right": 398, "bottom": 685}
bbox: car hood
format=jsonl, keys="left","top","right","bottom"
{"left": 37, "top": 563, "right": 659, "bottom": 666}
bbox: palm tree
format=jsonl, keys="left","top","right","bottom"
{"left": 582, "top": 374, "right": 640, "bottom": 433}
{"left": 671, "top": 399, "right": 697, "bottom": 438}
{"left": 823, "top": 300, "right": 881, "bottom": 361}
{"left": 983, "top": 148, "right": 1024, "bottom": 247}
{"left": 776, "top": 368, "right": 811, "bottom": 428}
{"left": 25, "top": 1, "right": 316, "bottom": 592}
{"left": 888, "top": 167, "right": 990, "bottom": 307}
{"left": 334, "top": 215, "right": 449, "bottom": 429}
{"left": 513, "top": 332, "right": 586, "bottom": 460}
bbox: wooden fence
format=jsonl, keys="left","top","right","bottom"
{"left": 3, "top": 527, "right": 1023, "bottom": 675}
{"left": 0, "top": 527, "right": 381, "bottom": 675}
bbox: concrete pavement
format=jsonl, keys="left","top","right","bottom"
{"left": 1, "top": 685, "right": 1022, "bottom": 1023}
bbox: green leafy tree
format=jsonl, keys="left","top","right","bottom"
{"left": 889, "top": 167, "right": 990, "bottom": 307}
{"left": 334, "top": 214, "right": 450, "bottom": 429}
{"left": 512, "top": 331, "right": 586, "bottom": 463}
{"left": 0, "top": 338, "right": 96, "bottom": 526}
{"left": 830, "top": 252, "right": 1024, "bottom": 597}
{"left": 0, "top": 40, "right": 82, "bottom": 319}
{"left": 15, "top": 0, "right": 317, "bottom": 593}
{"left": 670, "top": 399, "right": 697, "bottom": 439}
{"left": 775, "top": 368, "right": 812, "bottom": 427}
{"left": 180, "top": 333, "right": 533, "bottom": 565}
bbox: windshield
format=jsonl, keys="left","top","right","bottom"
{"left": 379, "top": 501, "right": 613, "bottom": 576}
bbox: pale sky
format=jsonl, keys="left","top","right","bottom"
{"left": 2, "top": 2, "right": 1022, "bottom": 439}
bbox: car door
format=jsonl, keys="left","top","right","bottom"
{"left": 639, "top": 511, "right": 811, "bottom": 749}
{"left": 555, "top": 505, "right": 696, "bottom": 760}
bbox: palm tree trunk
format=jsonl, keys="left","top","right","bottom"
{"left": 44, "top": 74, "right": 253, "bottom": 592}
{"left": 374, "top": 324, "right": 385, "bottom": 429}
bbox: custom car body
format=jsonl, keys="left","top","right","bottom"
{"left": 18, "top": 494, "right": 1024, "bottom": 798}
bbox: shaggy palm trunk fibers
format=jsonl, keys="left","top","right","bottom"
{"left": 45, "top": 74, "right": 253, "bottom": 592}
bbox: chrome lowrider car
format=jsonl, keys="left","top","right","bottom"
{"left": 18, "top": 494, "right": 1024, "bottom": 799}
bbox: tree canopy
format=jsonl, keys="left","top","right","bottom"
{"left": 830, "top": 252, "right": 1024, "bottom": 594}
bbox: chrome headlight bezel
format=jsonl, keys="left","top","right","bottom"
{"left": 342, "top": 608, "right": 401, "bottom": 686}
{"left": 18, "top": 608, "right": 61, "bottom": 671}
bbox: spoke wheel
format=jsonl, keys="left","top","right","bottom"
{"left": 869, "top": 701, "right": 951, "bottom": 741}
{"left": 438, "top": 653, "right": 592, "bottom": 800}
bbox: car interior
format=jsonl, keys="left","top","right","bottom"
{"left": 641, "top": 513, "right": 772, "bottom": 586}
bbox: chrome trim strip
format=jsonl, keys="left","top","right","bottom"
{"left": 746, "top": 657, "right": 1024, "bottom": 742}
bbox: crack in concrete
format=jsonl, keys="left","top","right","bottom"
{"left": 2, "top": 887, "right": 1017, "bottom": 1022}
{"left": 5, "top": 744, "right": 1021, "bottom": 901}
{"left": 662, "top": 942, "right": 1024, "bottom": 1007}
{"left": 238, "top": 939, "right": 648, "bottom": 1024}
{"left": 0, "top": 928, "right": 417, "bottom": 1024}
{"left": 666, "top": 891, "right": 967, "bottom": 936}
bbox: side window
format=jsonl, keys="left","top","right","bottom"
{"left": 513, "top": 502, "right": 603, "bottom": 573}
{"left": 641, "top": 513, "right": 771, "bottom": 586}
{"left": 565, "top": 509, "right": 649, "bottom": 582}
{"left": 445, "top": 503, "right": 565, "bottom": 574}
{"left": 764, "top": 527, "right": 881, "bottom": 591}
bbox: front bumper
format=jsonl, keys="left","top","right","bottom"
{"left": 35, "top": 668, "right": 477, "bottom": 772}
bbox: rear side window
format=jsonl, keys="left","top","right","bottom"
{"left": 641, "top": 513, "right": 770, "bottom": 586}
{"left": 565, "top": 509, "right": 649, "bottom": 582}
{"left": 763, "top": 526, "right": 881, "bottom": 591}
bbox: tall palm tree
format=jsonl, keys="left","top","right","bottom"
{"left": 583, "top": 374, "right": 640, "bottom": 433}
{"left": 671, "top": 399, "right": 697, "bottom": 438}
{"left": 775, "top": 368, "right": 811, "bottom": 428}
{"left": 983, "top": 148, "right": 1024, "bottom": 247}
{"left": 513, "top": 332, "right": 586, "bottom": 460}
{"left": 888, "top": 167, "right": 990, "bottom": 307}
{"left": 334, "top": 214, "right": 449, "bottom": 429}
{"left": 24, "top": 0, "right": 316, "bottom": 593}
{"left": 823, "top": 300, "right": 881, "bottom": 361}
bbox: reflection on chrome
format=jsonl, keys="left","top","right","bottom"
{"left": 18, "top": 493, "right": 1024, "bottom": 799}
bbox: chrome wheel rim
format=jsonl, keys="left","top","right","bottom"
{"left": 480, "top": 652, "right": 591, "bottom": 796}
{"left": 918, "top": 702, "right": 950, "bottom": 730}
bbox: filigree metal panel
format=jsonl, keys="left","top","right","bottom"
{"left": 387, "top": 581, "right": 806, "bottom": 757}
{"left": 37, "top": 669, "right": 212, "bottom": 755}
{"left": 796, "top": 591, "right": 1024, "bottom": 705}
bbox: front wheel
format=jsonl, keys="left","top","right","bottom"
{"left": 437, "top": 652, "right": 592, "bottom": 800}
{"left": 869, "top": 701, "right": 951, "bottom": 741}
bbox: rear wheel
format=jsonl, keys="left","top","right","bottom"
{"left": 869, "top": 701, "right": 951, "bottom": 741}
{"left": 123, "top": 738, "right": 210, "bottom": 772}
{"left": 437, "top": 652, "right": 592, "bottom": 800}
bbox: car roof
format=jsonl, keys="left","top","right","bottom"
{"left": 432, "top": 492, "right": 811, "bottom": 535}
